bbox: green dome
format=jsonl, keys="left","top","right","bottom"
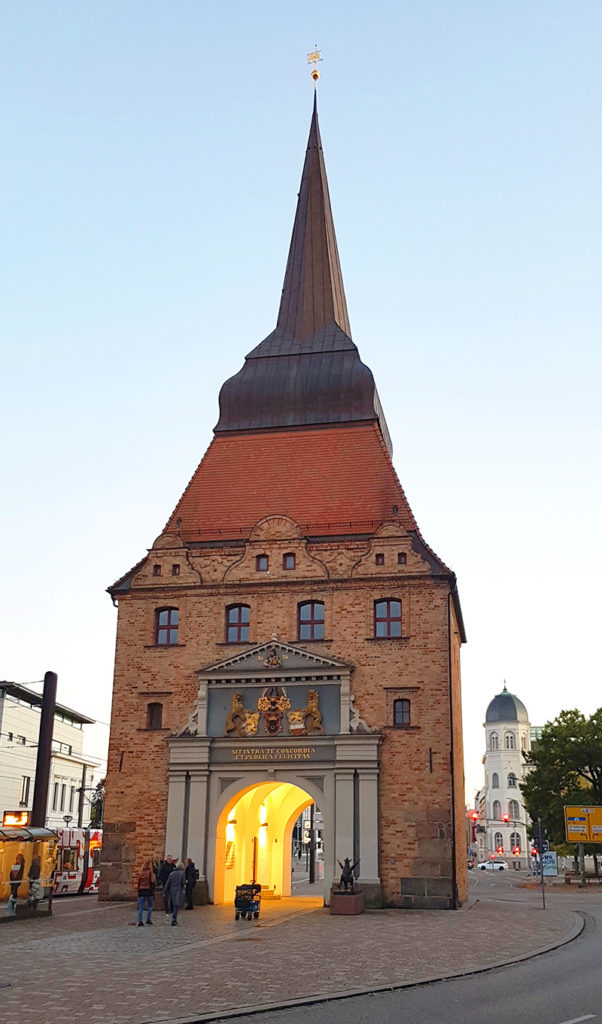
{"left": 485, "top": 685, "right": 529, "bottom": 724}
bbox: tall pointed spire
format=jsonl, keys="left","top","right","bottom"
{"left": 276, "top": 95, "right": 352, "bottom": 340}
{"left": 215, "top": 97, "right": 391, "bottom": 453}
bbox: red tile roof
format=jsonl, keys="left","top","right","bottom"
{"left": 164, "top": 422, "right": 418, "bottom": 541}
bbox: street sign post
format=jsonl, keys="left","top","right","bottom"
{"left": 564, "top": 805, "right": 602, "bottom": 843}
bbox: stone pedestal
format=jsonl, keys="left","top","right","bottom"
{"left": 329, "top": 889, "right": 365, "bottom": 915}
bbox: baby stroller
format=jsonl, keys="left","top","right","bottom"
{"left": 234, "top": 882, "right": 262, "bottom": 921}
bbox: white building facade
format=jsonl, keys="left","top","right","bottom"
{"left": 0, "top": 682, "right": 99, "bottom": 829}
{"left": 474, "top": 685, "right": 531, "bottom": 870}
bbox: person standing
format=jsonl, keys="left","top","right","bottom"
{"left": 184, "top": 858, "right": 197, "bottom": 910}
{"left": 28, "top": 854, "right": 42, "bottom": 903}
{"left": 163, "top": 860, "right": 185, "bottom": 926}
{"left": 136, "top": 860, "right": 156, "bottom": 926}
{"left": 7, "top": 853, "right": 25, "bottom": 917}
{"left": 158, "top": 854, "right": 175, "bottom": 919}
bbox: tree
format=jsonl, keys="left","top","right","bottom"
{"left": 89, "top": 777, "right": 105, "bottom": 828}
{"left": 521, "top": 709, "right": 602, "bottom": 854}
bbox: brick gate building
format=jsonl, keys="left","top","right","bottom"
{"left": 101, "top": 96, "right": 467, "bottom": 910}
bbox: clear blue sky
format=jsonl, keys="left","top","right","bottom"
{"left": 2, "top": 2, "right": 601, "bottom": 799}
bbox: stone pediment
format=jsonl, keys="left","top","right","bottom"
{"left": 197, "top": 641, "right": 352, "bottom": 678}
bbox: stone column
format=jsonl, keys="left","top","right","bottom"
{"left": 334, "top": 769, "right": 355, "bottom": 870}
{"left": 187, "top": 769, "right": 209, "bottom": 877}
{"left": 165, "top": 769, "right": 187, "bottom": 860}
{"left": 358, "top": 768, "right": 380, "bottom": 884}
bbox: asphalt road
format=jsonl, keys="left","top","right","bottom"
{"left": 222, "top": 872, "right": 602, "bottom": 1024}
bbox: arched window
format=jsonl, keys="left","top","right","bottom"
{"left": 510, "top": 831, "right": 520, "bottom": 852}
{"left": 491, "top": 772, "right": 499, "bottom": 788}
{"left": 155, "top": 607, "right": 179, "bottom": 645}
{"left": 508, "top": 800, "right": 520, "bottom": 820}
{"left": 490, "top": 732, "right": 498, "bottom": 751}
{"left": 492, "top": 800, "right": 502, "bottom": 819}
{"left": 494, "top": 832, "right": 504, "bottom": 852}
{"left": 508, "top": 772, "right": 517, "bottom": 788}
{"left": 226, "top": 604, "right": 250, "bottom": 643}
{"left": 393, "top": 699, "right": 411, "bottom": 728}
{"left": 374, "top": 599, "right": 402, "bottom": 638}
{"left": 298, "top": 601, "right": 325, "bottom": 640}
{"left": 147, "top": 702, "right": 163, "bottom": 730}
{"left": 505, "top": 732, "right": 516, "bottom": 750}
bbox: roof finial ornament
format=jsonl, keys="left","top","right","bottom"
{"left": 307, "top": 46, "right": 323, "bottom": 86}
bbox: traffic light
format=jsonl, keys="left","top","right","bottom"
{"left": 502, "top": 813, "right": 509, "bottom": 822}
{"left": 496, "top": 845, "right": 503, "bottom": 855}
{"left": 531, "top": 847, "right": 538, "bottom": 857}
{"left": 470, "top": 811, "right": 479, "bottom": 821}
{"left": 513, "top": 846, "right": 520, "bottom": 856}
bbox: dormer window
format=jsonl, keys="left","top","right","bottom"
{"left": 153, "top": 564, "right": 161, "bottom": 577}
{"left": 256, "top": 555, "right": 269, "bottom": 572}
{"left": 283, "top": 553, "right": 296, "bottom": 570}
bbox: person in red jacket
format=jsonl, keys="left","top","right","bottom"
{"left": 136, "top": 860, "right": 156, "bottom": 926}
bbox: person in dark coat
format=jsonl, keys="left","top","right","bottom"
{"left": 158, "top": 854, "right": 175, "bottom": 917}
{"left": 7, "top": 853, "right": 25, "bottom": 916}
{"left": 28, "top": 854, "right": 42, "bottom": 903}
{"left": 163, "top": 860, "right": 185, "bottom": 926}
{"left": 184, "top": 858, "right": 197, "bottom": 910}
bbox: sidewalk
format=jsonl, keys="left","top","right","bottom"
{"left": 0, "top": 889, "right": 584, "bottom": 1024}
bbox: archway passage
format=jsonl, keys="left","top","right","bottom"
{"left": 214, "top": 781, "right": 315, "bottom": 905}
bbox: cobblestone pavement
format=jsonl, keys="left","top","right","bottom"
{"left": 0, "top": 888, "right": 585, "bottom": 1024}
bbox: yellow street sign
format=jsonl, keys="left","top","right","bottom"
{"left": 564, "top": 805, "right": 602, "bottom": 843}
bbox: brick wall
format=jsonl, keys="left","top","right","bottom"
{"left": 101, "top": 523, "right": 466, "bottom": 907}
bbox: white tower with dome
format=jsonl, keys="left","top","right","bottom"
{"left": 479, "top": 684, "right": 531, "bottom": 870}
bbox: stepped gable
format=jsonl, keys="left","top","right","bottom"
{"left": 215, "top": 95, "right": 391, "bottom": 452}
{"left": 163, "top": 421, "right": 417, "bottom": 542}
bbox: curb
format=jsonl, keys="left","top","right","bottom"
{"left": 148, "top": 909, "right": 585, "bottom": 1024}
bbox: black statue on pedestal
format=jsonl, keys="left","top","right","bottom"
{"left": 337, "top": 858, "right": 360, "bottom": 892}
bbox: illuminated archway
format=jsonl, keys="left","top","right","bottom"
{"left": 213, "top": 781, "right": 316, "bottom": 904}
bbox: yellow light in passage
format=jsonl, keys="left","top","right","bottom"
{"left": 258, "top": 802, "right": 268, "bottom": 846}
{"left": 226, "top": 811, "right": 236, "bottom": 843}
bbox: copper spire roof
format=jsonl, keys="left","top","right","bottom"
{"left": 215, "top": 97, "right": 391, "bottom": 452}
{"left": 276, "top": 92, "right": 351, "bottom": 340}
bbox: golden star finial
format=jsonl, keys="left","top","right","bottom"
{"left": 307, "top": 46, "right": 323, "bottom": 85}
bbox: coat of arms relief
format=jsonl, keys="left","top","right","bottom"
{"left": 225, "top": 686, "right": 325, "bottom": 738}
